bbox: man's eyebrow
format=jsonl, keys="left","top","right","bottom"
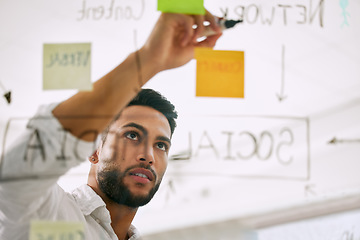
{"left": 123, "top": 122, "right": 147, "bottom": 135}
{"left": 123, "top": 122, "right": 171, "bottom": 145}
{"left": 157, "top": 136, "right": 172, "bottom": 146}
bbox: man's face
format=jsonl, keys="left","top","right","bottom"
{"left": 96, "top": 105, "right": 171, "bottom": 208}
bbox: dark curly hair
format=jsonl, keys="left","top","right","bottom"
{"left": 101, "top": 88, "right": 178, "bottom": 143}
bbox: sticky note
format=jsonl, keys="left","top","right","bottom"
{"left": 43, "top": 43, "right": 92, "bottom": 91}
{"left": 158, "top": 0, "right": 205, "bottom": 15}
{"left": 29, "top": 221, "right": 85, "bottom": 240}
{"left": 195, "top": 48, "right": 245, "bottom": 98}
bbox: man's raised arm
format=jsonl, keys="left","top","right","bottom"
{"left": 52, "top": 12, "right": 222, "bottom": 141}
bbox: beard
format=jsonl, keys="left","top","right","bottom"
{"left": 97, "top": 164, "right": 161, "bottom": 208}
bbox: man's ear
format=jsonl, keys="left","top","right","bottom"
{"left": 89, "top": 150, "right": 99, "bottom": 164}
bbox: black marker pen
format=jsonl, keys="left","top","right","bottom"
{"left": 202, "top": 17, "right": 243, "bottom": 37}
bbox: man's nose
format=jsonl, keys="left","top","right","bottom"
{"left": 137, "top": 143, "right": 154, "bottom": 165}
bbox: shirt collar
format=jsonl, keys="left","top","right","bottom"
{"left": 128, "top": 225, "right": 142, "bottom": 240}
{"left": 71, "top": 184, "right": 141, "bottom": 238}
{"left": 71, "top": 184, "right": 111, "bottom": 223}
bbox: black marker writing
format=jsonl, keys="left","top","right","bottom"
{"left": 227, "top": 0, "right": 324, "bottom": 27}
{"left": 173, "top": 128, "right": 295, "bottom": 165}
{"left": 35, "top": 230, "right": 85, "bottom": 240}
{"left": 194, "top": 131, "right": 219, "bottom": 159}
{"left": 24, "top": 127, "right": 46, "bottom": 163}
{"left": 46, "top": 51, "right": 90, "bottom": 68}
{"left": 57, "top": 128, "right": 71, "bottom": 161}
{"left": 276, "top": 128, "right": 294, "bottom": 165}
{"left": 277, "top": 44, "right": 287, "bottom": 102}
{"left": 77, "top": 0, "right": 145, "bottom": 21}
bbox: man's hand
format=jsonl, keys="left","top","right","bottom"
{"left": 140, "top": 11, "right": 222, "bottom": 74}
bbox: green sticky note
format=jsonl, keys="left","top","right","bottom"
{"left": 43, "top": 43, "right": 92, "bottom": 91}
{"left": 29, "top": 221, "right": 85, "bottom": 240}
{"left": 158, "top": 0, "right": 205, "bottom": 15}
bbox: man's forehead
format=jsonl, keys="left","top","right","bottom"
{"left": 120, "top": 105, "right": 166, "bottom": 121}
{"left": 113, "top": 105, "right": 171, "bottom": 135}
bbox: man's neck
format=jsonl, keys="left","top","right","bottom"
{"left": 106, "top": 201, "right": 138, "bottom": 240}
{"left": 87, "top": 182, "right": 138, "bottom": 240}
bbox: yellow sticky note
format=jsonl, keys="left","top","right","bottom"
{"left": 195, "top": 48, "right": 245, "bottom": 98}
{"left": 29, "top": 221, "right": 85, "bottom": 240}
{"left": 43, "top": 43, "right": 92, "bottom": 91}
{"left": 158, "top": 0, "right": 205, "bottom": 15}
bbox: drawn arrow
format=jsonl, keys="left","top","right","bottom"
{"left": 276, "top": 44, "right": 287, "bottom": 102}
{"left": 305, "top": 184, "right": 316, "bottom": 197}
{"left": 0, "top": 80, "right": 11, "bottom": 104}
{"left": 165, "top": 179, "right": 176, "bottom": 203}
{"left": 328, "top": 137, "right": 360, "bottom": 144}
{"left": 169, "top": 150, "right": 191, "bottom": 160}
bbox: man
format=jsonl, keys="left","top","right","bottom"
{"left": 0, "top": 10, "right": 222, "bottom": 240}
{"left": 86, "top": 88, "right": 177, "bottom": 239}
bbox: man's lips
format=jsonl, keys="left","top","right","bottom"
{"left": 128, "top": 168, "right": 155, "bottom": 182}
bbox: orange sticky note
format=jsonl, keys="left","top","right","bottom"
{"left": 195, "top": 48, "right": 244, "bottom": 98}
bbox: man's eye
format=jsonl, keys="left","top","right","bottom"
{"left": 156, "top": 142, "right": 168, "bottom": 151}
{"left": 126, "top": 132, "right": 138, "bottom": 140}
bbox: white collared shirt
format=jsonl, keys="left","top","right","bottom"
{"left": 0, "top": 103, "right": 141, "bottom": 240}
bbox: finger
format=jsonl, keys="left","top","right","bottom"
{"left": 195, "top": 32, "right": 223, "bottom": 48}
{"left": 180, "top": 15, "right": 196, "bottom": 47}
{"left": 204, "top": 10, "right": 222, "bottom": 34}
{"left": 192, "top": 14, "right": 205, "bottom": 43}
